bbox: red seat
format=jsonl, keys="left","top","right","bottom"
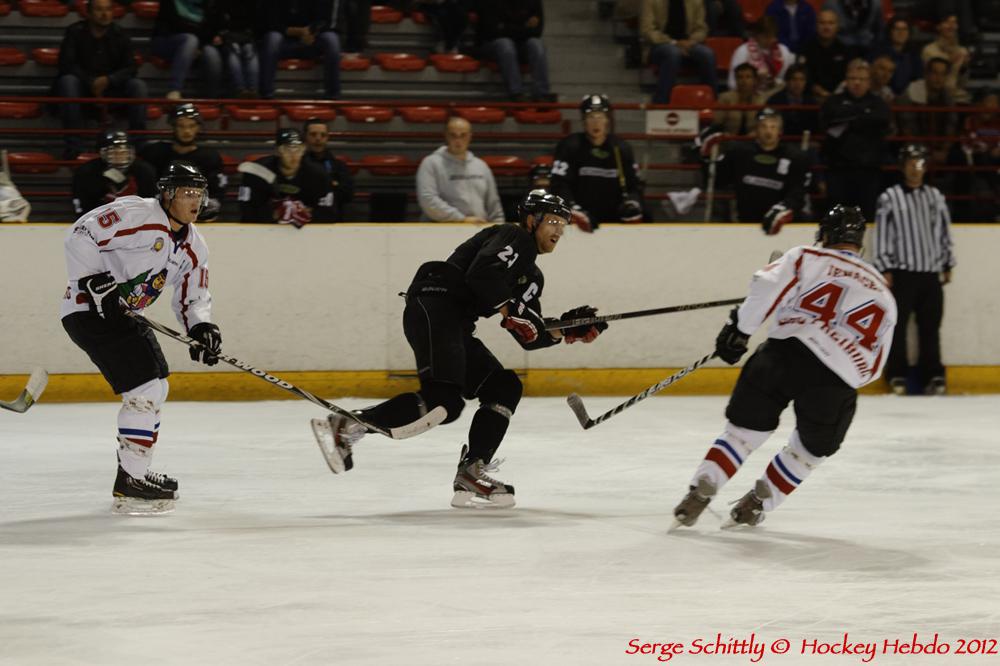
{"left": 455, "top": 106, "right": 506, "bottom": 124}
{"left": 370, "top": 5, "right": 404, "bottom": 23}
{"left": 375, "top": 52, "right": 427, "bottom": 72}
{"left": 224, "top": 105, "right": 281, "bottom": 121}
{"left": 30, "top": 47, "right": 58, "bottom": 66}
{"left": 340, "top": 54, "right": 372, "bottom": 71}
{"left": 429, "top": 53, "right": 481, "bottom": 73}
{"left": 188, "top": 103, "right": 221, "bottom": 121}
{"left": 243, "top": 153, "right": 271, "bottom": 164}
{"left": 0, "top": 47, "right": 26, "bottom": 66}
{"left": 76, "top": 152, "right": 99, "bottom": 164}
{"left": 398, "top": 106, "right": 448, "bottom": 123}
{"left": 740, "top": 0, "right": 770, "bottom": 24}
{"left": 19, "top": 0, "right": 70, "bottom": 17}
{"left": 669, "top": 84, "right": 716, "bottom": 108}
{"left": 705, "top": 36, "right": 744, "bottom": 72}
{"left": 221, "top": 154, "right": 240, "bottom": 174}
{"left": 336, "top": 154, "right": 360, "bottom": 175}
{"left": 131, "top": 1, "right": 160, "bottom": 19}
{"left": 482, "top": 155, "right": 529, "bottom": 176}
{"left": 283, "top": 104, "right": 337, "bottom": 122}
{"left": 531, "top": 155, "right": 554, "bottom": 167}
{"left": 8, "top": 152, "right": 58, "bottom": 174}
{"left": 342, "top": 105, "right": 394, "bottom": 123}
{"left": 410, "top": 10, "right": 428, "bottom": 24}
{"left": 278, "top": 58, "right": 315, "bottom": 71}
{"left": 361, "top": 155, "right": 417, "bottom": 176}
{"left": 512, "top": 108, "right": 562, "bottom": 124}
{"left": 75, "top": 0, "right": 126, "bottom": 17}
{"left": 0, "top": 2, "right": 11, "bottom": 16}
{"left": 0, "top": 102, "right": 42, "bottom": 119}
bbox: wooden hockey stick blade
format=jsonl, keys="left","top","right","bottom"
{"left": 544, "top": 297, "right": 743, "bottom": 331}
{"left": 0, "top": 368, "right": 48, "bottom": 413}
{"left": 566, "top": 393, "right": 594, "bottom": 429}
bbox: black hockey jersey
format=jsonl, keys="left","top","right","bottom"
{"left": 549, "top": 133, "right": 641, "bottom": 228}
{"left": 304, "top": 149, "right": 354, "bottom": 222}
{"left": 237, "top": 155, "right": 331, "bottom": 223}
{"left": 139, "top": 142, "right": 227, "bottom": 201}
{"left": 716, "top": 142, "right": 808, "bottom": 222}
{"left": 72, "top": 157, "right": 157, "bottom": 216}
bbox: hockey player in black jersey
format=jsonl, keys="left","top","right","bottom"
{"left": 237, "top": 128, "right": 331, "bottom": 227}
{"left": 311, "top": 190, "right": 608, "bottom": 508}
{"left": 303, "top": 117, "right": 355, "bottom": 222}
{"left": 549, "top": 94, "right": 644, "bottom": 232}
{"left": 139, "top": 104, "right": 227, "bottom": 221}
{"left": 72, "top": 130, "right": 157, "bottom": 216}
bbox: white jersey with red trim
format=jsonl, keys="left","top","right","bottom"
{"left": 736, "top": 245, "right": 897, "bottom": 388}
{"left": 61, "top": 195, "right": 212, "bottom": 331}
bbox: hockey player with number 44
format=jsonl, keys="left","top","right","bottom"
{"left": 672, "top": 205, "right": 897, "bottom": 529}
{"left": 61, "top": 162, "right": 223, "bottom": 515}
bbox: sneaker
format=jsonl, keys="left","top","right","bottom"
{"left": 310, "top": 413, "right": 366, "bottom": 474}
{"left": 889, "top": 377, "right": 907, "bottom": 396}
{"left": 671, "top": 476, "right": 717, "bottom": 528}
{"left": 451, "top": 444, "right": 515, "bottom": 509}
{"left": 112, "top": 464, "right": 176, "bottom": 515}
{"left": 925, "top": 376, "right": 946, "bottom": 396}
{"left": 726, "top": 479, "right": 771, "bottom": 527}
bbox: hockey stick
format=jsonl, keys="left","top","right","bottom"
{"left": 125, "top": 312, "right": 445, "bottom": 440}
{"left": 544, "top": 297, "right": 742, "bottom": 331}
{"left": 0, "top": 367, "right": 48, "bottom": 413}
{"left": 566, "top": 352, "right": 716, "bottom": 430}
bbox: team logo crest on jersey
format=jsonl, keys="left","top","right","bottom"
{"left": 120, "top": 268, "right": 168, "bottom": 310}
{"left": 152, "top": 238, "right": 165, "bottom": 252}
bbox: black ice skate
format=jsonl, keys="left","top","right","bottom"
{"left": 670, "top": 476, "right": 717, "bottom": 530}
{"left": 925, "top": 376, "right": 946, "bottom": 396}
{"left": 112, "top": 464, "right": 176, "bottom": 515}
{"left": 451, "top": 444, "right": 515, "bottom": 509}
{"left": 722, "top": 479, "right": 771, "bottom": 529}
{"left": 145, "top": 469, "right": 179, "bottom": 494}
{"left": 310, "top": 413, "right": 366, "bottom": 473}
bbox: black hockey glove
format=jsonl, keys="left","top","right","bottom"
{"left": 617, "top": 199, "right": 643, "bottom": 223}
{"left": 501, "top": 299, "right": 545, "bottom": 346}
{"left": 762, "top": 203, "right": 793, "bottom": 236}
{"left": 188, "top": 322, "right": 222, "bottom": 366}
{"left": 560, "top": 305, "right": 608, "bottom": 344}
{"left": 79, "top": 272, "right": 122, "bottom": 320}
{"left": 715, "top": 307, "right": 750, "bottom": 365}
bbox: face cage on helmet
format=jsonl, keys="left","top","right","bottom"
{"left": 100, "top": 145, "right": 134, "bottom": 170}
{"left": 160, "top": 184, "right": 208, "bottom": 217}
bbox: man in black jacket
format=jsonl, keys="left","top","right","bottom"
{"left": 54, "top": 0, "right": 147, "bottom": 158}
{"left": 310, "top": 190, "right": 607, "bottom": 509}
{"left": 72, "top": 130, "right": 157, "bottom": 216}
{"left": 149, "top": 0, "right": 224, "bottom": 99}
{"left": 237, "top": 128, "right": 331, "bottom": 226}
{"left": 303, "top": 117, "right": 355, "bottom": 222}
{"left": 819, "top": 58, "right": 890, "bottom": 221}
{"left": 259, "top": 0, "right": 342, "bottom": 99}
{"left": 474, "top": 0, "right": 555, "bottom": 101}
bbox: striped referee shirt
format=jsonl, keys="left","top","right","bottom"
{"left": 872, "top": 183, "right": 956, "bottom": 273}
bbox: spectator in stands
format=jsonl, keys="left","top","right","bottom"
{"left": 215, "top": 0, "right": 259, "bottom": 98}
{"left": 704, "top": 0, "right": 746, "bottom": 38}
{"left": 416, "top": 117, "right": 505, "bottom": 224}
{"left": 868, "top": 17, "right": 922, "bottom": 96}
{"left": 798, "top": 8, "right": 852, "bottom": 103}
{"left": 867, "top": 54, "right": 897, "bottom": 104}
{"left": 765, "top": 0, "right": 816, "bottom": 54}
{"left": 150, "top": 0, "right": 223, "bottom": 100}
{"left": 418, "top": 0, "right": 469, "bottom": 54}
{"left": 473, "top": 0, "right": 556, "bottom": 102}
{"left": 303, "top": 118, "right": 355, "bottom": 222}
{"left": 238, "top": 128, "right": 332, "bottom": 226}
{"left": 947, "top": 127, "right": 1000, "bottom": 223}
{"left": 767, "top": 63, "right": 818, "bottom": 135}
{"left": 819, "top": 58, "right": 890, "bottom": 221}
{"left": 0, "top": 152, "right": 31, "bottom": 223}
{"left": 259, "top": 1, "right": 343, "bottom": 100}
{"left": 715, "top": 64, "right": 765, "bottom": 136}
{"left": 728, "top": 17, "right": 793, "bottom": 98}
{"left": 54, "top": 0, "right": 147, "bottom": 159}
{"left": 73, "top": 130, "right": 157, "bottom": 216}
{"left": 921, "top": 13, "right": 971, "bottom": 103}
{"left": 822, "top": 0, "right": 882, "bottom": 50}
{"left": 549, "top": 94, "right": 644, "bottom": 231}
{"left": 529, "top": 163, "right": 551, "bottom": 190}
{"left": 338, "top": 0, "right": 373, "bottom": 54}
{"left": 640, "top": 0, "right": 717, "bottom": 104}
{"left": 897, "top": 58, "right": 959, "bottom": 162}
{"left": 139, "top": 104, "right": 226, "bottom": 221}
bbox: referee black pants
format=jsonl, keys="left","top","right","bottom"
{"left": 886, "top": 270, "right": 945, "bottom": 384}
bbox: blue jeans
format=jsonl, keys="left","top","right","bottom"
{"left": 649, "top": 42, "right": 717, "bottom": 104}
{"left": 150, "top": 33, "right": 222, "bottom": 94}
{"left": 54, "top": 73, "right": 147, "bottom": 154}
{"left": 223, "top": 42, "right": 259, "bottom": 93}
{"left": 259, "top": 31, "right": 342, "bottom": 99}
{"left": 484, "top": 37, "right": 550, "bottom": 97}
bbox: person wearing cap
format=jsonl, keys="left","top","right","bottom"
{"left": 871, "top": 144, "right": 956, "bottom": 396}
{"left": 639, "top": 0, "right": 717, "bottom": 104}
{"left": 549, "top": 94, "right": 644, "bottom": 232}
{"left": 140, "top": 104, "right": 227, "bottom": 221}
{"left": 72, "top": 130, "right": 157, "bottom": 217}
{"left": 237, "top": 128, "right": 331, "bottom": 227}
{"left": 302, "top": 118, "right": 355, "bottom": 222}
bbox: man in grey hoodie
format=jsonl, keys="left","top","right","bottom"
{"left": 417, "top": 117, "right": 506, "bottom": 224}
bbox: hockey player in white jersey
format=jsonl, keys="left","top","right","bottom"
{"left": 672, "top": 205, "right": 897, "bottom": 529}
{"left": 61, "top": 162, "right": 222, "bottom": 515}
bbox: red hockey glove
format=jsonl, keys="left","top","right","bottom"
{"left": 560, "top": 305, "right": 608, "bottom": 344}
{"left": 570, "top": 205, "right": 593, "bottom": 233}
{"left": 275, "top": 198, "right": 312, "bottom": 228}
{"left": 501, "top": 300, "right": 544, "bottom": 345}
{"left": 762, "top": 203, "right": 793, "bottom": 236}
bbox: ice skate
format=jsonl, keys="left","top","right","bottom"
{"left": 310, "top": 413, "right": 366, "bottom": 473}
{"left": 925, "top": 377, "right": 946, "bottom": 396}
{"left": 451, "top": 444, "right": 515, "bottom": 509}
{"left": 112, "top": 464, "right": 176, "bottom": 515}
{"left": 145, "top": 469, "right": 179, "bottom": 494}
{"left": 889, "top": 378, "right": 907, "bottom": 396}
{"left": 722, "top": 479, "right": 771, "bottom": 529}
{"left": 670, "top": 476, "right": 717, "bottom": 530}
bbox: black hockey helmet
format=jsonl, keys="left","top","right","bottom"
{"left": 818, "top": 204, "right": 866, "bottom": 247}
{"left": 157, "top": 161, "right": 209, "bottom": 212}
{"left": 519, "top": 189, "right": 571, "bottom": 228}
{"left": 529, "top": 162, "right": 551, "bottom": 182}
{"left": 580, "top": 93, "right": 611, "bottom": 116}
{"left": 899, "top": 143, "right": 929, "bottom": 165}
{"left": 756, "top": 106, "right": 781, "bottom": 123}
{"left": 97, "top": 129, "right": 134, "bottom": 169}
{"left": 276, "top": 128, "right": 304, "bottom": 147}
{"left": 169, "top": 103, "right": 202, "bottom": 125}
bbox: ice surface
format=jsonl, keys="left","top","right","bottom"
{"left": 2, "top": 396, "right": 998, "bottom": 665}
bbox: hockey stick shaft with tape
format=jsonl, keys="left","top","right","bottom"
{"left": 545, "top": 297, "right": 742, "bottom": 331}
{"left": 0, "top": 367, "right": 48, "bottom": 413}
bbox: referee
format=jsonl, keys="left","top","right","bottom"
{"left": 872, "top": 144, "right": 956, "bottom": 395}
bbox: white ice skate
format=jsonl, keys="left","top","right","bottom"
{"left": 310, "top": 413, "right": 366, "bottom": 473}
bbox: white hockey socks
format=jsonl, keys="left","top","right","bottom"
{"left": 117, "top": 378, "right": 168, "bottom": 478}
{"left": 691, "top": 421, "right": 773, "bottom": 493}
{"left": 757, "top": 429, "right": 825, "bottom": 512}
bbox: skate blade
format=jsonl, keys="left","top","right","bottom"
{"left": 450, "top": 490, "right": 516, "bottom": 510}
{"left": 310, "top": 418, "right": 349, "bottom": 474}
{"left": 667, "top": 519, "right": 686, "bottom": 533}
{"left": 111, "top": 497, "right": 175, "bottom": 515}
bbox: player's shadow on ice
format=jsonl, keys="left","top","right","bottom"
{"left": 313, "top": 507, "right": 604, "bottom": 528}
